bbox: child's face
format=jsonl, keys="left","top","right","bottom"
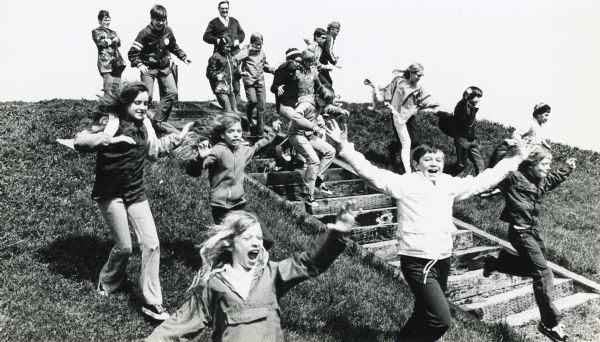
{"left": 535, "top": 112, "right": 550, "bottom": 125}
{"left": 413, "top": 151, "right": 445, "bottom": 182}
{"left": 125, "top": 91, "right": 149, "bottom": 121}
{"left": 408, "top": 71, "right": 423, "bottom": 85}
{"left": 221, "top": 122, "right": 243, "bottom": 147}
{"left": 532, "top": 156, "right": 552, "bottom": 179}
{"left": 316, "top": 35, "right": 327, "bottom": 47}
{"left": 231, "top": 223, "right": 263, "bottom": 271}
{"left": 151, "top": 18, "right": 167, "bottom": 30}
{"left": 250, "top": 41, "right": 262, "bottom": 51}
{"left": 468, "top": 96, "right": 481, "bottom": 107}
{"left": 99, "top": 16, "right": 111, "bottom": 28}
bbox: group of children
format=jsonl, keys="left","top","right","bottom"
{"left": 82, "top": 3, "right": 576, "bottom": 342}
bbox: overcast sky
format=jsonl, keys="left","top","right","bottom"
{"left": 1, "top": 0, "right": 599, "bottom": 152}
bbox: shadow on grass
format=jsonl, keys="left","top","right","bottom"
{"left": 284, "top": 315, "right": 399, "bottom": 342}
{"left": 161, "top": 238, "right": 202, "bottom": 270}
{"left": 35, "top": 233, "right": 111, "bottom": 283}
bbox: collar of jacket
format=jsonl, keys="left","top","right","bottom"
{"left": 148, "top": 23, "right": 165, "bottom": 33}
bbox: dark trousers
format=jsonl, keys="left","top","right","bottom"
{"left": 447, "top": 136, "right": 486, "bottom": 176}
{"left": 494, "top": 226, "right": 560, "bottom": 327}
{"left": 318, "top": 69, "right": 333, "bottom": 86}
{"left": 397, "top": 256, "right": 452, "bottom": 342}
{"left": 211, "top": 203, "right": 246, "bottom": 224}
{"left": 140, "top": 67, "right": 178, "bottom": 122}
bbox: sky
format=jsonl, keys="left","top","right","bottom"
{"left": 1, "top": 0, "right": 600, "bottom": 152}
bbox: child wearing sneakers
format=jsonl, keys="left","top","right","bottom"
{"left": 74, "top": 82, "right": 193, "bottom": 321}
{"left": 483, "top": 149, "right": 576, "bottom": 342}
{"left": 185, "top": 113, "right": 280, "bottom": 224}
{"left": 146, "top": 203, "right": 356, "bottom": 342}
{"left": 325, "top": 119, "right": 532, "bottom": 342}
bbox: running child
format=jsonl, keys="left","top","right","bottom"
{"left": 74, "top": 82, "right": 193, "bottom": 321}
{"left": 185, "top": 113, "right": 281, "bottom": 224}
{"left": 207, "top": 34, "right": 238, "bottom": 113}
{"left": 325, "top": 119, "right": 532, "bottom": 342}
{"left": 146, "top": 203, "right": 356, "bottom": 342}
{"left": 483, "top": 149, "right": 576, "bottom": 342}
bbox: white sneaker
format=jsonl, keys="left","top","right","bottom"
{"left": 537, "top": 322, "right": 568, "bottom": 342}
{"left": 142, "top": 304, "right": 170, "bottom": 321}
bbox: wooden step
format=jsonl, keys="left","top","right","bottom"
{"left": 361, "top": 230, "right": 475, "bottom": 257}
{"left": 315, "top": 206, "right": 396, "bottom": 225}
{"left": 447, "top": 270, "right": 532, "bottom": 302}
{"left": 269, "top": 179, "right": 376, "bottom": 201}
{"left": 452, "top": 246, "right": 501, "bottom": 271}
{"left": 308, "top": 193, "right": 393, "bottom": 215}
{"left": 350, "top": 224, "right": 397, "bottom": 244}
{"left": 461, "top": 278, "right": 573, "bottom": 321}
{"left": 246, "top": 158, "right": 277, "bottom": 173}
{"left": 502, "top": 292, "right": 600, "bottom": 327}
{"left": 249, "top": 168, "right": 358, "bottom": 186}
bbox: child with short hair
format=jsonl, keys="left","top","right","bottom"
{"left": 207, "top": 34, "right": 238, "bottom": 113}
{"left": 146, "top": 204, "right": 356, "bottom": 342}
{"left": 185, "top": 113, "right": 280, "bottom": 224}
{"left": 128, "top": 5, "right": 191, "bottom": 124}
{"left": 233, "top": 32, "right": 275, "bottom": 135}
{"left": 445, "top": 86, "right": 486, "bottom": 176}
{"left": 74, "top": 82, "right": 193, "bottom": 321}
{"left": 325, "top": 119, "right": 532, "bottom": 342}
{"left": 483, "top": 150, "right": 576, "bottom": 342}
{"left": 270, "top": 48, "right": 302, "bottom": 121}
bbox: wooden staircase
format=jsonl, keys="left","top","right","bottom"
{"left": 168, "top": 102, "right": 600, "bottom": 335}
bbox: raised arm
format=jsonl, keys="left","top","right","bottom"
{"left": 275, "top": 203, "right": 355, "bottom": 296}
{"left": 541, "top": 158, "right": 575, "bottom": 193}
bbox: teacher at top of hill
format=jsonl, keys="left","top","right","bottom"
{"left": 203, "top": 0, "right": 245, "bottom": 54}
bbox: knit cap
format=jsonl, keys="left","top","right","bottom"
{"left": 285, "top": 48, "right": 302, "bottom": 61}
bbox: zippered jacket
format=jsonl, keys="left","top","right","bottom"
{"left": 128, "top": 24, "right": 187, "bottom": 69}
{"left": 499, "top": 166, "right": 572, "bottom": 228}
{"left": 206, "top": 51, "right": 237, "bottom": 93}
{"left": 92, "top": 26, "right": 121, "bottom": 74}
{"left": 186, "top": 133, "right": 276, "bottom": 208}
{"left": 338, "top": 142, "right": 523, "bottom": 260}
{"left": 147, "top": 229, "right": 347, "bottom": 342}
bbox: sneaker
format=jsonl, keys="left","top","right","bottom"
{"left": 142, "top": 304, "right": 170, "bottom": 321}
{"left": 483, "top": 255, "right": 496, "bottom": 278}
{"left": 318, "top": 184, "right": 333, "bottom": 195}
{"left": 97, "top": 282, "right": 109, "bottom": 297}
{"left": 479, "top": 188, "right": 501, "bottom": 198}
{"left": 538, "top": 322, "right": 568, "bottom": 342}
{"left": 300, "top": 192, "right": 318, "bottom": 206}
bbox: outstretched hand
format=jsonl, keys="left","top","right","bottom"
{"left": 327, "top": 201, "right": 360, "bottom": 233}
{"left": 566, "top": 157, "right": 577, "bottom": 170}
{"left": 178, "top": 122, "right": 194, "bottom": 140}
{"left": 324, "top": 119, "right": 348, "bottom": 145}
{"left": 110, "top": 135, "right": 136, "bottom": 145}
{"left": 272, "top": 120, "right": 282, "bottom": 132}
{"left": 197, "top": 140, "right": 212, "bottom": 159}
{"left": 513, "top": 136, "right": 534, "bottom": 160}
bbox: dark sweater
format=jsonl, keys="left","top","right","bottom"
{"left": 203, "top": 17, "right": 245, "bottom": 53}
{"left": 452, "top": 99, "right": 479, "bottom": 139}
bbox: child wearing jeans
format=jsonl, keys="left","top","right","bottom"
{"left": 146, "top": 203, "right": 356, "bottom": 342}
{"left": 185, "top": 114, "right": 280, "bottom": 224}
{"left": 234, "top": 32, "right": 275, "bottom": 135}
{"left": 74, "top": 82, "right": 192, "bottom": 321}
{"left": 483, "top": 149, "right": 576, "bottom": 342}
{"left": 325, "top": 119, "right": 531, "bottom": 342}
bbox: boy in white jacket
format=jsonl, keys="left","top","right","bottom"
{"left": 325, "top": 119, "right": 531, "bottom": 341}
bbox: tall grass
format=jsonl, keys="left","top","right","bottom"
{"left": 0, "top": 99, "right": 532, "bottom": 341}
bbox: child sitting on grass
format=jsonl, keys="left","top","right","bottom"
{"left": 325, "top": 118, "right": 532, "bottom": 342}
{"left": 146, "top": 203, "right": 356, "bottom": 342}
{"left": 483, "top": 149, "right": 576, "bottom": 342}
{"left": 185, "top": 113, "right": 281, "bottom": 224}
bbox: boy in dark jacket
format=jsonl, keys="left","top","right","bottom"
{"left": 483, "top": 149, "right": 576, "bottom": 342}
{"left": 128, "top": 5, "right": 191, "bottom": 124}
{"left": 446, "top": 86, "right": 486, "bottom": 176}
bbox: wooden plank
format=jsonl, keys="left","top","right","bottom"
{"left": 453, "top": 218, "right": 600, "bottom": 294}
{"left": 309, "top": 193, "right": 393, "bottom": 215}
{"left": 503, "top": 293, "right": 600, "bottom": 326}
{"left": 268, "top": 179, "right": 375, "bottom": 201}
{"left": 249, "top": 167, "right": 358, "bottom": 186}
{"left": 447, "top": 270, "right": 532, "bottom": 302}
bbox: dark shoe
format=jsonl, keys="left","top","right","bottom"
{"left": 142, "top": 304, "right": 170, "bottom": 321}
{"left": 538, "top": 322, "right": 568, "bottom": 342}
{"left": 483, "top": 255, "right": 496, "bottom": 278}
{"left": 300, "top": 192, "right": 318, "bottom": 206}
{"left": 318, "top": 184, "right": 333, "bottom": 195}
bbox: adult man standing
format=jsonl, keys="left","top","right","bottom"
{"left": 203, "top": 1, "right": 245, "bottom": 111}
{"left": 319, "top": 21, "right": 341, "bottom": 85}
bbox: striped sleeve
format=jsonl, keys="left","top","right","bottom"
{"left": 128, "top": 31, "right": 145, "bottom": 67}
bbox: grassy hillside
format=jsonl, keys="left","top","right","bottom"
{"left": 0, "top": 99, "right": 597, "bottom": 341}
